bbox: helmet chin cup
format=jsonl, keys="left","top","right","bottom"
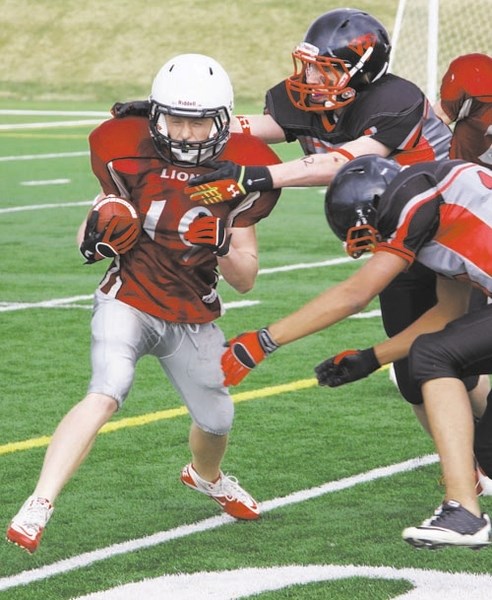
{"left": 345, "top": 224, "right": 380, "bottom": 258}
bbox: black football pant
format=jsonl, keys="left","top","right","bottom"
{"left": 407, "top": 303, "right": 492, "bottom": 476}
{"left": 378, "top": 261, "right": 482, "bottom": 405}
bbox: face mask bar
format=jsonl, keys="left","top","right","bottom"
{"left": 149, "top": 103, "right": 230, "bottom": 166}
{"left": 286, "top": 42, "right": 374, "bottom": 112}
{"left": 345, "top": 223, "right": 380, "bottom": 258}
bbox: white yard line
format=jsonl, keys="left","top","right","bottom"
{"left": 0, "top": 200, "right": 92, "bottom": 214}
{"left": 0, "top": 454, "right": 438, "bottom": 593}
{"left": 0, "top": 256, "right": 363, "bottom": 313}
{"left": 0, "top": 110, "right": 108, "bottom": 117}
{"left": 0, "top": 151, "right": 89, "bottom": 162}
{"left": 0, "top": 120, "right": 103, "bottom": 131}
{"left": 21, "top": 178, "right": 71, "bottom": 186}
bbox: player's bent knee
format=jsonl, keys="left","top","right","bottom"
{"left": 84, "top": 392, "right": 119, "bottom": 415}
{"left": 392, "top": 358, "right": 424, "bottom": 405}
{"left": 409, "top": 332, "right": 460, "bottom": 387}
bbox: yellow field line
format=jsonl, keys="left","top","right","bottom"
{"left": 1, "top": 366, "right": 391, "bottom": 457}
{"left": 0, "top": 378, "right": 318, "bottom": 456}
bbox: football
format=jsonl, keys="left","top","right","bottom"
{"left": 93, "top": 195, "right": 140, "bottom": 233}
{"left": 90, "top": 195, "right": 141, "bottom": 257}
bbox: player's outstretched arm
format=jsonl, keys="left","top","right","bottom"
{"left": 221, "top": 252, "right": 407, "bottom": 385}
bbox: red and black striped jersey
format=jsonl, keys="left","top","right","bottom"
{"left": 375, "top": 160, "right": 492, "bottom": 295}
{"left": 89, "top": 116, "right": 281, "bottom": 323}
{"left": 265, "top": 73, "right": 451, "bottom": 166}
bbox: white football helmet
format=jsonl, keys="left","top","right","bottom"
{"left": 149, "top": 53, "right": 234, "bottom": 166}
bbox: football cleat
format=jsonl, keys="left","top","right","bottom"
{"left": 6, "top": 496, "right": 54, "bottom": 554}
{"left": 475, "top": 463, "right": 492, "bottom": 497}
{"left": 402, "top": 500, "right": 491, "bottom": 549}
{"left": 180, "top": 463, "right": 260, "bottom": 520}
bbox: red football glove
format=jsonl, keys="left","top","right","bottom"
{"left": 221, "top": 329, "right": 279, "bottom": 386}
{"left": 184, "top": 215, "right": 231, "bottom": 256}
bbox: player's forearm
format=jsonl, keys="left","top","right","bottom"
{"left": 268, "top": 152, "right": 350, "bottom": 188}
{"left": 268, "top": 285, "right": 367, "bottom": 346}
{"left": 218, "top": 250, "right": 258, "bottom": 293}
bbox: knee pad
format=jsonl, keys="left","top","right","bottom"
{"left": 409, "top": 331, "right": 478, "bottom": 392}
{"left": 392, "top": 357, "right": 424, "bottom": 405}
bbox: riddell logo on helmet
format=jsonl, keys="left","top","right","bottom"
{"left": 348, "top": 33, "right": 377, "bottom": 57}
{"left": 178, "top": 100, "right": 198, "bottom": 106}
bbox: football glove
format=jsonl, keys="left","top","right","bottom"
{"left": 315, "top": 347, "right": 380, "bottom": 387}
{"left": 184, "top": 215, "right": 231, "bottom": 256}
{"left": 222, "top": 329, "right": 279, "bottom": 386}
{"left": 79, "top": 211, "right": 140, "bottom": 264}
{"left": 110, "top": 100, "right": 151, "bottom": 118}
{"left": 185, "top": 160, "right": 273, "bottom": 204}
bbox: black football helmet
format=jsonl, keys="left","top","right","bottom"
{"left": 325, "top": 155, "right": 401, "bottom": 258}
{"left": 286, "top": 8, "right": 391, "bottom": 112}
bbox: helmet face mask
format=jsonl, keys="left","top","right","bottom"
{"left": 345, "top": 214, "right": 381, "bottom": 258}
{"left": 149, "top": 104, "right": 230, "bottom": 167}
{"left": 288, "top": 42, "right": 357, "bottom": 111}
{"left": 286, "top": 9, "right": 391, "bottom": 113}
{"left": 149, "top": 54, "right": 233, "bottom": 166}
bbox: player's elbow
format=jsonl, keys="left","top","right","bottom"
{"left": 342, "top": 288, "right": 372, "bottom": 316}
{"left": 232, "top": 279, "right": 255, "bottom": 294}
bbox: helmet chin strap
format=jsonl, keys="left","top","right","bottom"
{"left": 323, "top": 46, "right": 374, "bottom": 109}
{"left": 340, "top": 46, "right": 374, "bottom": 87}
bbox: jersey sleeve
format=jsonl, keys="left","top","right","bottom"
{"left": 376, "top": 169, "right": 441, "bottom": 263}
{"left": 221, "top": 134, "right": 282, "bottom": 228}
{"left": 264, "top": 81, "right": 308, "bottom": 143}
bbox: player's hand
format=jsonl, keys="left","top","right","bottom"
{"left": 79, "top": 212, "right": 140, "bottom": 263}
{"left": 221, "top": 329, "right": 279, "bottom": 386}
{"left": 184, "top": 215, "right": 231, "bottom": 256}
{"left": 185, "top": 160, "right": 273, "bottom": 204}
{"left": 315, "top": 348, "right": 380, "bottom": 387}
{"left": 80, "top": 211, "right": 105, "bottom": 263}
{"left": 110, "top": 100, "right": 151, "bottom": 118}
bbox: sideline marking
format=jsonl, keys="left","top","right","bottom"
{"left": 0, "top": 453, "right": 438, "bottom": 593}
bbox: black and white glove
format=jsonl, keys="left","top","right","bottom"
{"left": 184, "top": 215, "right": 231, "bottom": 256}
{"left": 315, "top": 348, "right": 380, "bottom": 387}
{"left": 185, "top": 160, "right": 273, "bottom": 204}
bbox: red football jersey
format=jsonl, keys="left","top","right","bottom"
{"left": 89, "top": 117, "right": 281, "bottom": 323}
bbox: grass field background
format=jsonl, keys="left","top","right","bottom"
{"left": 2, "top": 1, "right": 492, "bottom": 599}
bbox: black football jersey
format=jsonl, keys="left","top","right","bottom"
{"left": 265, "top": 74, "right": 451, "bottom": 166}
